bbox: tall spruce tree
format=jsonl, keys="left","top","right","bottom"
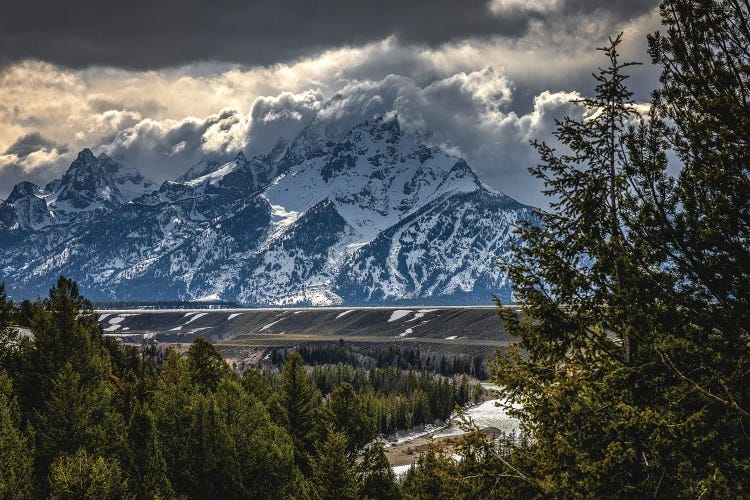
{"left": 357, "top": 441, "right": 401, "bottom": 500}
{"left": 125, "top": 405, "right": 173, "bottom": 499}
{"left": 329, "top": 382, "right": 375, "bottom": 455}
{"left": 493, "top": 34, "right": 666, "bottom": 496}
{"left": 0, "top": 371, "right": 35, "bottom": 499}
{"left": 311, "top": 429, "right": 359, "bottom": 500}
{"left": 493, "top": 2, "right": 750, "bottom": 495}
{"left": 280, "top": 351, "right": 329, "bottom": 471}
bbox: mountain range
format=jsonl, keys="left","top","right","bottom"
{"left": 0, "top": 111, "right": 535, "bottom": 306}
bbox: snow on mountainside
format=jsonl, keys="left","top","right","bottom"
{"left": 0, "top": 113, "right": 536, "bottom": 305}
{"left": 0, "top": 149, "right": 155, "bottom": 231}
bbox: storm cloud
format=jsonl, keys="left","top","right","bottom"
{"left": 0, "top": 1, "right": 663, "bottom": 207}
{"left": 1, "top": 0, "right": 657, "bottom": 70}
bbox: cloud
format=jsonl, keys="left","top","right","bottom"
{"left": 98, "top": 91, "right": 324, "bottom": 182}
{"left": 0, "top": 0, "right": 658, "bottom": 70}
{"left": 0, "top": 133, "right": 70, "bottom": 192}
{"left": 0, "top": 59, "right": 583, "bottom": 207}
{"left": 0, "top": 6, "right": 662, "bottom": 202}
{"left": 310, "top": 69, "right": 582, "bottom": 206}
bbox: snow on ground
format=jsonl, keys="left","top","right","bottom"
{"left": 184, "top": 312, "right": 208, "bottom": 324}
{"left": 227, "top": 313, "right": 243, "bottom": 320}
{"left": 388, "top": 386, "right": 520, "bottom": 447}
{"left": 397, "top": 328, "right": 413, "bottom": 338}
{"left": 108, "top": 314, "right": 138, "bottom": 325}
{"left": 406, "top": 309, "right": 438, "bottom": 322}
{"left": 336, "top": 310, "right": 354, "bottom": 319}
{"left": 388, "top": 310, "right": 412, "bottom": 322}
{"left": 432, "top": 399, "right": 519, "bottom": 439}
{"left": 14, "top": 327, "right": 33, "bottom": 338}
{"left": 104, "top": 324, "right": 121, "bottom": 332}
{"left": 169, "top": 326, "right": 182, "bottom": 331}
{"left": 445, "top": 335, "right": 457, "bottom": 340}
{"left": 260, "top": 319, "right": 283, "bottom": 331}
{"left": 393, "top": 464, "right": 412, "bottom": 478}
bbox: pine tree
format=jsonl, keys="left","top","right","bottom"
{"left": 125, "top": 405, "right": 173, "bottom": 499}
{"left": 329, "top": 382, "right": 375, "bottom": 455}
{"left": 16, "top": 300, "right": 34, "bottom": 328}
{"left": 357, "top": 441, "right": 401, "bottom": 500}
{"left": 311, "top": 429, "right": 358, "bottom": 500}
{"left": 400, "top": 442, "right": 458, "bottom": 500}
{"left": 186, "top": 337, "right": 229, "bottom": 393}
{"left": 34, "top": 362, "right": 124, "bottom": 478}
{"left": 280, "top": 351, "right": 329, "bottom": 471}
{"left": 182, "top": 391, "right": 239, "bottom": 498}
{"left": 151, "top": 349, "right": 195, "bottom": 496}
{"left": 492, "top": 34, "right": 662, "bottom": 496}
{"left": 0, "top": 371, "right": 35, "bottom": 499}
{"left": 214, "top": 378, "right": 296, "bottom": 499}
{"left": 48, "top": 449, "right": 129, "bottom": 500}
{"left": 492, "top": 3, "right": 750, "bottom": 494}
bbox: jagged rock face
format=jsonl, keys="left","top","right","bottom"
{"left": 0, "top": 149, "right": 155, "bottom": 234}
{"left": 0, "top": 115, "right": 536, "bottom": 305}
{"left": 0, "top": 182, "right": 54, "bottom": 231}
{"left": 46, "top": 149, "right": 155, "bottom": 213}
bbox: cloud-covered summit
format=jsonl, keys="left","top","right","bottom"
{"left": 0, "top": 1, "right": 662, "bottom": 208}
{"left": 0, "top": 62, "right": 586, "bottom": 207}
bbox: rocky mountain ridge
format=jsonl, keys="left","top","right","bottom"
{"left": 0, "top": 113, "right": 535, "bottom": 305}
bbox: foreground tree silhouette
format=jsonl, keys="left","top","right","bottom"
{"left": 492, "top": 2, "right": 750, "bottom": 496}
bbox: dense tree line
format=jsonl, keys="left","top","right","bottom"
{"left": 0, "top": 278, "right": 408, "bottom": 498}
{"left": 307, "top": 364, "right": 481, "bottom": 434}
{"left": 270, "top": 342, "right": 490, "bottom": 379}
{"left": 0, "top": 277, "right": 488, "bottom": 497}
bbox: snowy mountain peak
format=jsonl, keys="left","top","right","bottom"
{"left": 5, "top": 181, "right": 43, "bottom": 205}
{"left": 35, "top": 149, "right": 156, "bottom": 218}
{"left": 0, "top": 115, "right": 536, "bottom": 306}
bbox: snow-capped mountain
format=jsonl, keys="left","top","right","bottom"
{"left": 0, "top": 114, "right": 535, "bottom": 305}
{"left": 0, "top": 149, "right": 155, "bottom": 231}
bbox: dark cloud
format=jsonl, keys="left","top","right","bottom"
{"left": 5, "top": 133, "right": 68, "bottom": 157}
{"left": 0, "top": 0, "right": 657, "bottom": 70}
{"left": 0, "top": 134, "right": 70, "bottom": 197}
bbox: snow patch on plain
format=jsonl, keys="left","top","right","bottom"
{"left": 388, "top": 310, "right": 412, "bottom": 322}
{"left": 184, "top": 312, "right": 208, "bottom": 324}
{"left": 260, "top": 319, "right": 283, "bottom": 331}
{"left": 406, "top": 309, "right": 437, "bottom": 322}
{"left": 397, "top": 328, "right": 413, "bottom": 338}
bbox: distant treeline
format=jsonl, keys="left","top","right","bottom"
{"left": 265, "top": 342, "right": 491, "bottom": 380}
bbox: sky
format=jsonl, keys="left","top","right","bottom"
{"left": 0, "top": 0, "right": 663, "bottom": 207}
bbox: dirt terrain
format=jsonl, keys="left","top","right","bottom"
{"left": 97, "top": 307, "right": 516, "bottom": 357}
